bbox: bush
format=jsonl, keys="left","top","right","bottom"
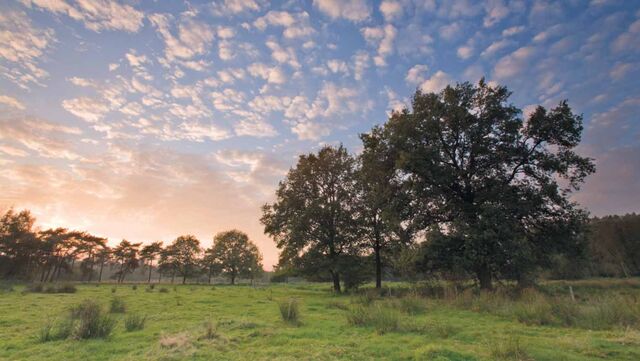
{"left": 149, "top": 284, "right": 155, "bottom": 290}
{"left": 26, "top": 283, "right": 44, "bottom": 293}
{"left": 278, "top": 298, "right": 300, "bottom": 325}
{"left": 131, "top": 284, "right": 138, "bottom": 291}
{"left": 110, "top": 297, "right": 126, "bottom": 313}
{"left": 124, "top": 313, "right": 146, "bottom": 332}
{"left": 159, "top": 287, "right": 169, "bottom": 293}
{"left": 394, "top": 295, "right": 425, "bottom": 315}
{"left": 72, "top": 300, "right": 115, "bottom": 339}
{"left": 111, "top": 287, "right": 116, "bottom": 293}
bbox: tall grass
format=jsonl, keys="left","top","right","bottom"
{"left": 73, "top": 300, "right": 116, "bottom": 339}
{"left": 109, "top": 297, "right": 126, "bottom": 313}
{"left": 278, "top": 298, "right": 300, "bottom": 325}
{"left": 346, "top": 304, "right": 401, "bottom": 334}
{"left": 124, "top": 313, "right": 146, "bottom": 332}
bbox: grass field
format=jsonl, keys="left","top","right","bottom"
{"left": 1, "top": 280, "right": 640, "bottom": 360}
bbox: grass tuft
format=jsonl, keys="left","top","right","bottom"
{"left": 278, "top": 298, "right": 301, "bottom": 325}
{"left": 124, "top": 313, "right": 146, "bottom": 332}
{"left": 109, "top": 297, "right": 126, "bottom": 313}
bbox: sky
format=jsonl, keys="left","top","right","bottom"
{"left": 1, "top": 0, "right": 639, "bottom": 269}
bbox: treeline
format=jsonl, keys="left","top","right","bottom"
{"left": 0, "top": 209, "right": 263, "bottom": 284}
{"left": 262, "top": 80, "right": 598, "bottom": 292}
{"left": 550, "top": 213, "right": 640, "bottom": 279}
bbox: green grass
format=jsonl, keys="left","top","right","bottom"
{"left": 0, "top": 281, "right": 639, "bottom": 360}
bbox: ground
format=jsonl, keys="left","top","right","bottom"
{"left": 0, "top": 281, "right": 639, "bottom": 360}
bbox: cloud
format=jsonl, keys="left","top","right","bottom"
{"left": 149, "top": 13, "right": 215, "bottom": 61}
{"left": 439, "top": 22, "right": 462, "bottom": 41}
{"left": 610, "top": 62, "right": 638, "bottom": 81}
{"left": 361, "top": 24, "right": 397, "bottom": 66}
{"left": 234, "top": 118, "right": 278, "bottom": 138}
{"left": 291, "top": 121, "right": 331, "bottom": 140}
{"left": 483, "top": 0, "right": 510, "bottom": 27}
{"left": 379, "top": 0, "right": 404, "bottom": 22}
{"left": 611, "top": 19, "right": 640, "bottom": 53}
{"left": 405, "top": 64, "right": 429, "bottom": 84}
{"left": 62, "top": 97, "right": 110, "bottom": 123}
{"left": 211, "top": 0, "right": 262, "bottom": 16}
{"left": 0, "top": 95, "right": 26, "bottom": 110}
{"left": 481, "top": 39, "right": 512, "bottom": 57}
{"left": 313, "top": 0, "right": 371, "bottom": 22}
{"left": 0, "top": 10, "right": 54, "bottom": 89}
{"left": 253, "top": 11, "right": 315, "bottom": 39}
{"left": 0, "top": 116, "right": 81, "bottom": 160}
{"left": 22, "top": 0, "right": 144, "bottom": 32}
{"left": 351, "top": 51, "right": 370, "bottom": 81}
{"left": 457, "top": 45, "right": 474, "bottom": 59}
{"left": 493, "top": 46, "right": 536, "bottom": 79}
{"left": 247, "top": 63, "right": 287, "bottom": 84}
{"left": 265, "top": 40, "right": 301, "bottom": 68}
{"left": 502, "top": 25, "right": 525, "bottom": 37}
{"left": 420, "top": 70, "right": 453, "bottom": 93}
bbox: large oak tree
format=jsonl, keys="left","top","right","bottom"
{"left": 379, "top": 80, "right": 595, "bottom": 289}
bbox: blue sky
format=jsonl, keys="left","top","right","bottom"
{"left": 1, "top": 0, "right": 639, "bottom": 267}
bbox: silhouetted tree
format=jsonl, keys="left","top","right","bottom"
{"left": 140, "top": 241, "right": 163, "bottom": 283}
{"left": 112, "top": 240, "right": 141, "bottom": 283}
{"left": 261, "top": 145, "right": 361, "bottom": 292}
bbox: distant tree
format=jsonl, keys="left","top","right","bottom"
{"left": 261, "top": 145, "right": 361, "bottom": 292}
{"left": 158, "top": 245, "right": 178, "bottom": 283}
{"left": 168, "top": 235, "right": 202, "bottom": 284}
{"left": 140, "top": 241, "right": 163, "bottom": 283}
{"left": 0, "top": 208, "right": 38, "bottom": 279}
{"left": 95, "top": 245, "right": 112, "bottom": 283}
{"left": 77, "top": 233, "right": 107, "bottom": 282}
{"left": 208, "top": 230, "right": 263, "bottom": 285}
{"left": 112, "top": 240, "right": 141, "bottom": 283}
{"left": 379, "top": 80, "right": 595, "bottom": 289}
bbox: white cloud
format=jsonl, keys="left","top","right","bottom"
{"left": 502, "top": 25, "right": 525, "bottom": 37}
{"left": 211, "top": 0, "right": 261, "bottom": 16}
{"left": 234, "top": 118, "right": 278, "bottom": 138}
{"left": 0, "top": 95, "right": 26, "bottom": 110}
{"left": 327, "top": 59, "right": 349, "bottom": 75}
{"left": 177, "top": 121, "right": 230, "bottom": 142}
{"left": 254, "top": 11, "right": 315, "bottom": 39}
{"left": 483, "top": 0, "right": 510, "bottom": 27}
{"left": 481, "top": 39, "right": 512, "bottom": 57}
{"left": 247, "top": 63, "right": 287, "bottom": 84}
{"left": 266, "top": 40, "right": 301, "bottom": 68}
{"left": 62, "top": 97, "right": 110, "bottom": 123}
{"left": 379, "top": 0, "right": 404, "bottom": 22}
{"left": 217, "top": 26, "right": 235, "bottom": 39}
{"left": 291, "top": 121, "right": 330, "bottom": 140}
{"left": 405, "top": 64, "right": 429, "bottom": 85}
{"left": 439, "top": 22, "right": 462, "bottom": 41}
{"left": 493, "top": 46, "right": 536, "bottom": 79}
{"left": 457, "top": 45, "right": 474, "bottom": 59}
{"left": 351, "top": 51, "right": 370, "bottom": 81}
{"left": 420, "top": 70, "right": 453, "bottom": 93}
{"left": 361, "top": 24, "right": 397, "bottom": 67}
{"left": 149, "top": 13, "right": 215, "bottom": 61}
{"left": 610, "top": 62, "right": 637, "bottom": 81}
{"left": 313, "top": 0, "right": 371, "bottom": 22}
{"left": 22, "top": 0, "right": 144, "bottom": 32}
{"left": 0, "top": 10, "right": 54, "bottom": 89}
{"left": 611, "top": 19, "right": 640, "bottom": 53}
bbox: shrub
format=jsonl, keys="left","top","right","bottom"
{"left": 149, "top": 284, "right": 155, "bottom": 290}
{"left": 110, "top": 297, "right": 126, "bottom": 313}
{"left": 124, "top": 313, "right": 146, "bottom": 332}
{"left": 56, "top": 283, "right": 77, "bottom": 293}
{"left": 26, "top": 283, "right": 44, "bottom": 293}
{"left": 202, "top": 320, "right": 219, "bottom": 340}
{"left": 278, "top": 298, "right": 300, "bottom": 325}
{"left": 72, "top": 300, "right": 115, "bottom": 339}
{"left": 111, "top": 287, "right": 116, "bottom": 293}
{"left": 131, "top": 284, "right": 138, "bottom": 291}
{"left": 159, "top": 287, "right": 169, "bottom": 293}
{"left": 38, "top": 318, "right": 75, "bottom": 342}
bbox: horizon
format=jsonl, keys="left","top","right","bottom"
{"left": 1, "top": 0, "right": 639, "bottom": 270}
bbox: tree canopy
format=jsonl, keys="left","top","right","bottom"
{"left": 207, "top": 230, "right": 263, "bottom": 284}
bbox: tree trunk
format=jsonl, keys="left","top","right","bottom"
{"left": 182, "top": 274, "right": 186, "bottom": 284}
{"left": 331, "top": 271, "right": 341, "bottom": 293}
{"left": 230, "top": 274, "right": 235, "bottom": 285}
{"left": 374, "top": 242, "right": 382, "bottom": 289}
{"left": 208, "top": 268, "right": 212, "bottom": 284}
{"left": 98, "top": 261, "right": 104, "bottom": 283}
{"left": 148, "top": 262, "right": 153, "bottom": 283}
{"left": 477, "top": 265, "right": 492, "bottom": 291}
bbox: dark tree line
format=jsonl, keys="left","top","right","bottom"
{"left": 262, "top": 80, "right": 597, "bottom": 292}
{"left": 0, "top": 209, "right": 263, "bottom": 284}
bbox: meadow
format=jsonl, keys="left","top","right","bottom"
{"left": 1, "top": 280, "right": 640, "bottom": 361}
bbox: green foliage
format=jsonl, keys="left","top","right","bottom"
{"left": 261, "top": 145, "right": 361, "bottom": 293}
{"left": 206, "top": 230, "right": 263, "bottom": 285}
{"left": 488, "top": 337, "right": 530, "bottom": 361}
{"left": 26, "top": 283, "right": 76, "bottom": 294}
{"left": 278, "top": 298, "right": 300, "bottom": 325}
{"left": 70, "top": 300, "right": 115, "bottom": 339}
{"left": 124, "top": 313, "right": 146, "bottom": 332}
{"left": 158, "top": 287, "right": 169, "bottom": 293}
